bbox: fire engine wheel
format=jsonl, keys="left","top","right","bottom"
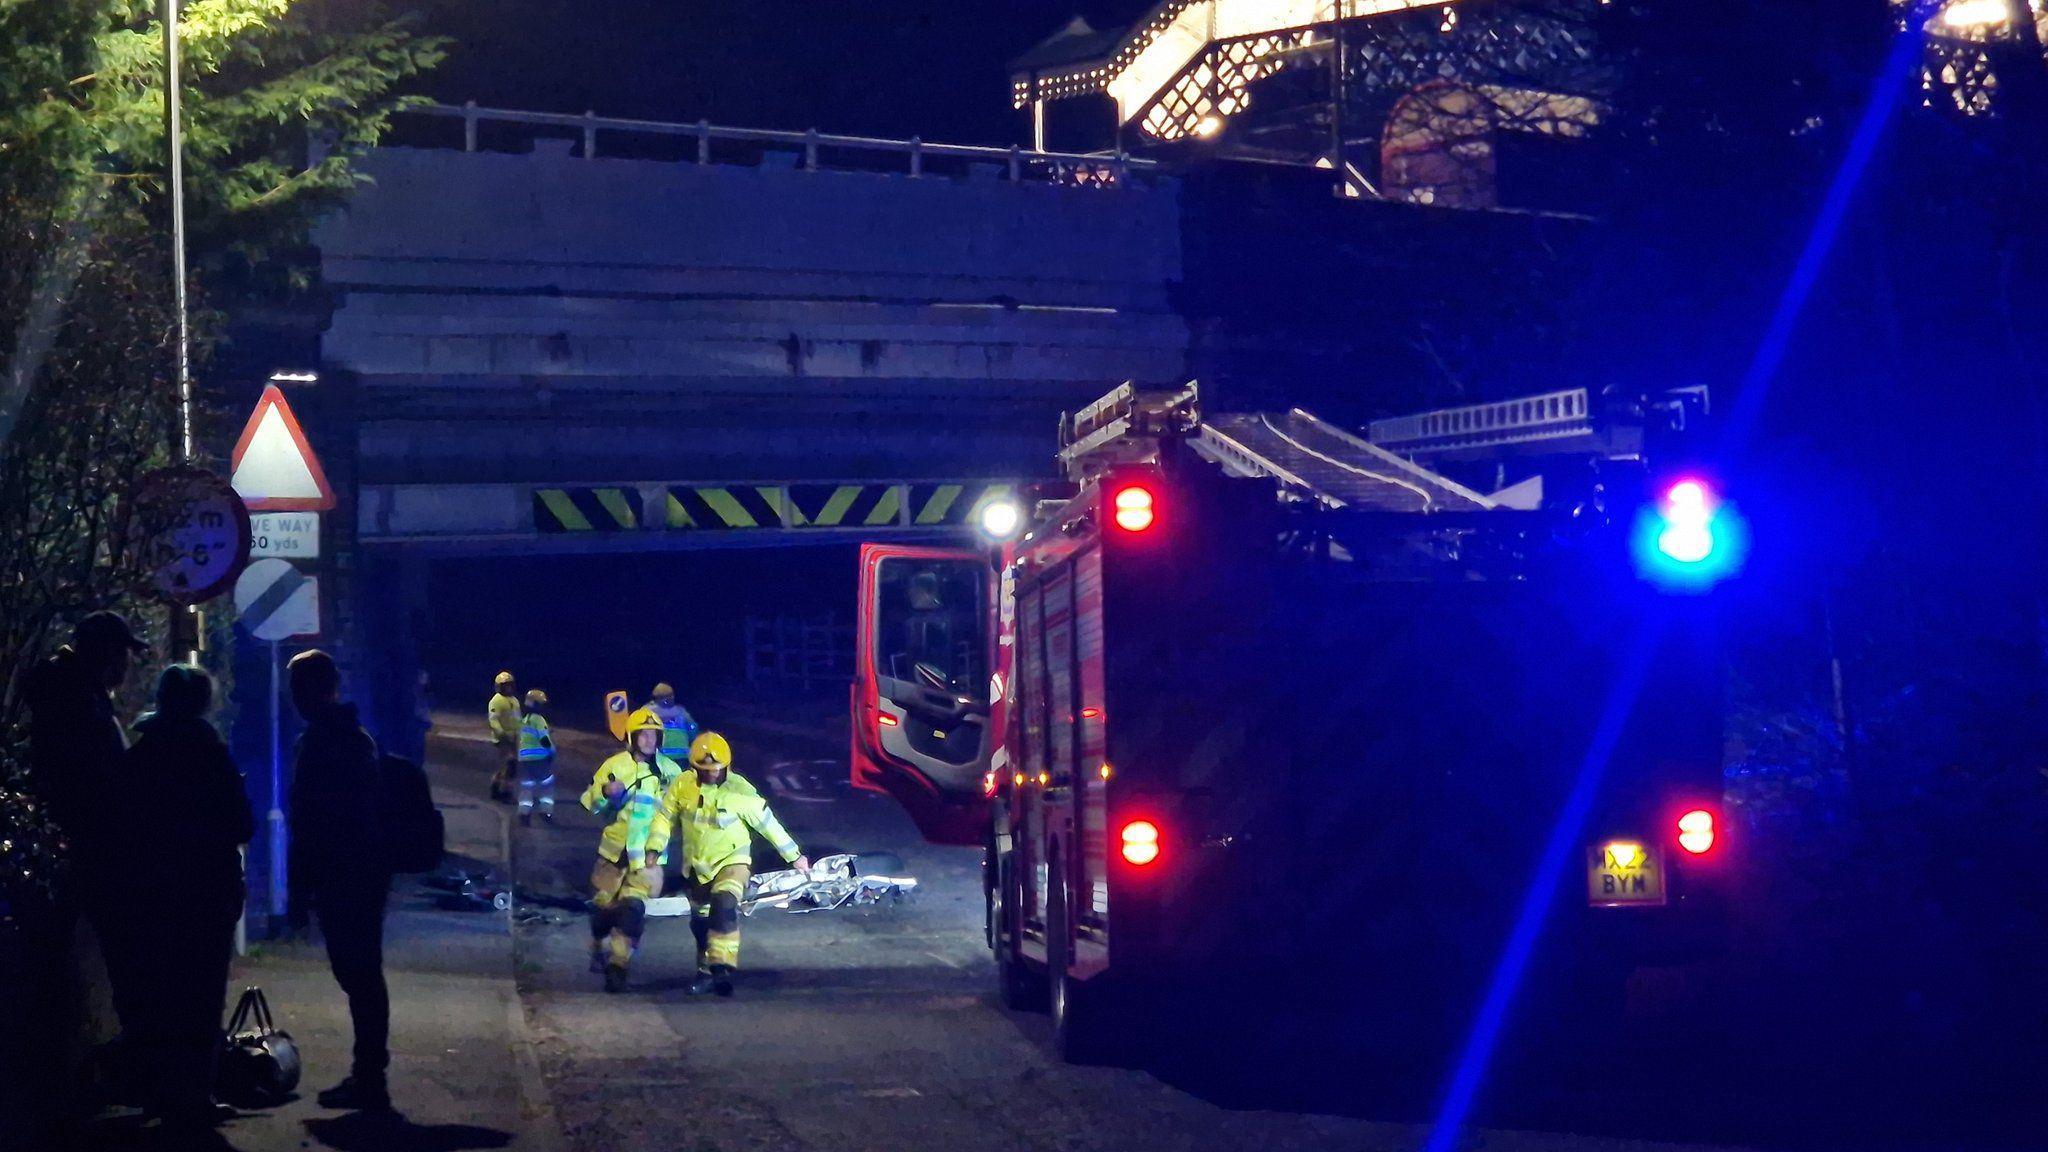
{"left": 992, "top": 856, "right": 1042, "bottom": 1011}
{"left": 1048, "top": 862, "right": 1118, "bottom": 1065}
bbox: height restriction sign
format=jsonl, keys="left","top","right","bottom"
{"left": 134, "top": 467, "right": 251, "bottom": 606}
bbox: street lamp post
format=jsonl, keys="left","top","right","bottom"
{"left": 162, "top": 0, "right": 203, "bottom": 664}
{"left": 163, "top": 0, "right": 192, "bottom": 466}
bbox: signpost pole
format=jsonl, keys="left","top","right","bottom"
{"left": 269, "top": 639, "right": 288, "bottom": 919}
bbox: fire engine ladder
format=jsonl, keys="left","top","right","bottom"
{"left": 1195, "top": 409, "right": 1496, "bottom": 513}
{"left": 1057, "top": 382, "right": 1495, "bottom": 513}
{"left": 1058, "top": 380, "right": 1203, "bottom": 477}
{"left": 1364, "top": 385, "right": 1711, "bottom": 463}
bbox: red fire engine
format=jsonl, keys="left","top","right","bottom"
{"left": 854, "top": 382, "right": 1732, "bottom": 1065}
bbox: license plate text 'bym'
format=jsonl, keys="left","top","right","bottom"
{"left": 1587, "top": 840, "right": 1666, "bottom": 907}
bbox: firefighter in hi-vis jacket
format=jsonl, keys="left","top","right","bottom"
{"left": 578, "top": 707, "right": 681, "bottom": 993}
{"left": 645, "top": 731, "right": 808, "bottom": 996}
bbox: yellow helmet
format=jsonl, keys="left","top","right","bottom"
{"left": 623, "top": 707, "right": 665, "bottom": 742}
{"left": 494, "top": 670, "right": 515, "bottom": 688}
{"left": 688, "top": 731, "right": 732, "bottom": 770}
{"left": 651, "top": 682, "right": 675, "bottom": 700}
{"left": 524, "top": 688, "right": 548, "bottom": 708}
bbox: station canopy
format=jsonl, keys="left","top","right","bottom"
{"left": 1009, "top": 0, "right": 1609, "bottom": 164}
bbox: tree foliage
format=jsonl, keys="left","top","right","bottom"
{"left": 0, "top": 0, "right": 441, "bottom": 907}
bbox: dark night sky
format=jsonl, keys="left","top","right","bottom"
{"left": 404, "top": 1, "right": 1158, "bottom": 145}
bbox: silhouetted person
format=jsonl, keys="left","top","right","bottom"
{"left": 112, "top": 664, "right": 253, "bottom": 1130}
{"left": 284, "top": 649, "right": 394, "bottom": 1112}
{"left": 17, "top": 610, "right": 147, "bottom": 1130}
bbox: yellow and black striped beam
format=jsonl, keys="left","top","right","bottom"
{"left": 533, "top": 487, "right": 641, "bottom": 533}
{"left": 663, "top": 483, "right": 1016, "bottom": 531}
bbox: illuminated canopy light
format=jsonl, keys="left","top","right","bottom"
{"left": 1941, "top": 0, "right": 2020, "bottom": 26}
{"left": 1107, "top": 0, "right": 1439, "bottom": 120}
{"left": 978, "top": 498, "right": 1024, "bottom": 540}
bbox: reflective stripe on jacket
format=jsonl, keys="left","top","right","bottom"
{"left": 646, "top": 770, "right": 800, "bottom": 882}
{"left": 518, "top": 713, "right": 553, "bottom": 762}
{"left": 646, "top": 701, "right": 697, "bottom": 754}
{"left": 578, "top": 750, "right": 679, "bottom": 862}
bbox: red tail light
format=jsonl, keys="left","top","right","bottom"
{"left": 1112, "top": 485, "right": 1155, "bottom": 532}
{"left": 1120, "top": 819, "right": 1160, "bottom": 865}
{"left": 877, "top": 713, "right": 899, "bottom": 728}
{"left": 1677, "top": 808, "right": 1716, "bottom": 854}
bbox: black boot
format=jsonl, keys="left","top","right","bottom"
{"left": 686, "top": 969, "right": 717, "bottom": 996}
{"left": 317, "top": 1074, "right": 391, "bottom": 1112}
{"left": 603, "top": 964, "right": 629, "bottom": 994}
{"left": 710, "top": 964, "right": 735, "bottom": 997}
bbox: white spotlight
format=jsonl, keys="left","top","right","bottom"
{"left": 978, "top": 499, "right": 1023, "bottom": 541}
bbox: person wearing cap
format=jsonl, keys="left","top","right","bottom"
{"left": 516, "top": 688, "right": 556, "bottom": 826}
{"left": 22, "top": 610, "right": 147, "bottom": 841}
{"left": 112, "top": 664, "right": 253, "bottom": 1130}
{"left": 487, "top": 671, "right": 520, "bottom": 803}
{"left": 16, "top": 610, "right": 147, "bottom": 1132}
{"left": 643, "top": 682, "right": 698, "bottom": 760}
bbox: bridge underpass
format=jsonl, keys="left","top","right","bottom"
{"left": 265, "top": 108, "right": 1183, "bottom": 834}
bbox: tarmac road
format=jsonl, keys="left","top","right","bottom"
{"left": 429, "top": 702, "right": 1798, "bottom": 1152}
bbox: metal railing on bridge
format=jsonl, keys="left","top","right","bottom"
{"left": 403, "top": 102, "right": 1158, "bottom": 188}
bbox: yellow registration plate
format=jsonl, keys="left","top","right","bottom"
{"left": 1587, "top": 840, "right": 1665, "bottom": 906}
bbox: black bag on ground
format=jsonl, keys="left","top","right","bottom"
{"left": 379, "top": 751, "right": 445, "bottom": 873}
{"left": 217, "top": 986, "right": 301, "bottom": 1107}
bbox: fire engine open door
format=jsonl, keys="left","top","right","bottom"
{"left": 853, "top": 543, "right": 992, "bottom": 845}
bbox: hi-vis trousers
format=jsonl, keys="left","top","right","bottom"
{"left": 687, "top": 865, "right": 751, "bottom": 971}
{"left": 589, "top": 854, "right": 664, "bottom": 970}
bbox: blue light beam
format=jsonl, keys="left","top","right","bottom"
{"left": 1423, "top": 26, "right": 1925, "bottom": 1151}
{"left": 1421, "top": 631, "right": 1659, "bottom": 1152}
{"left": 1722, "top": 27, "right": 1925, "bottom": 453}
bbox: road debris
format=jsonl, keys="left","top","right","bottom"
{"left": 642, "top": 853, "right": 917, "bottom": 918}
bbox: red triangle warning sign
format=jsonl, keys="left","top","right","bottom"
{"left": 231, "top": 385, "right": 335, "bottom": 512}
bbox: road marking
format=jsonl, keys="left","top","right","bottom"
{"left": 763, "top": 759, "right": 848, "bottom": 804}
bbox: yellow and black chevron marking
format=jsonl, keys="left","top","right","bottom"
{"left": 661, "top": 483, "right": 1016, "bottom": 530}
{"left": 785, "top": 484, "right": 903, "bottom": 528}
{"left": 665, "top": 485, "right": 792, "bottom": 529}
{"left": 534, "top": 487, "right": 641, "bottom": 532}
{"left": 908, "top": 483, "right": 1015, "bottom": 527}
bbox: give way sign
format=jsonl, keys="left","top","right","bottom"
{"left": 231, "top": 385, "right": 334, "bottom": 512}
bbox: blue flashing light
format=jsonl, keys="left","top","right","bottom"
{"left": 1425, "top": 28, "right": 1919, "bottom": 1152}
{"left": 1632, "top": 478, "right": 1746, "bottom": 591}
